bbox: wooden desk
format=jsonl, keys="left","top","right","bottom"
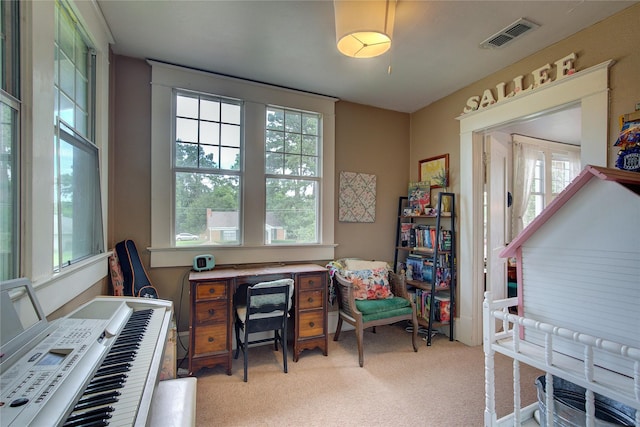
{"left": 188, "top": 264, "right": 328, "bottom": 375}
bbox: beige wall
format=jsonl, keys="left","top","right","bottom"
{"left": 110, "top": 56, "right": 193, "bottom": 331}
{"left": 410, "top": 3, "right": 640, "bottom": 186}
{"left": 334, "top": 101, "right": 410, "bottom": 262}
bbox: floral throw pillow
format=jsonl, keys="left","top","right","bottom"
{"left": 343, "top": 267, "right": 393, "bottom": 300}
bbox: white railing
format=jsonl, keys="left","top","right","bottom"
{"left": 483, "top": 291, "right": 640, "bottom": 427}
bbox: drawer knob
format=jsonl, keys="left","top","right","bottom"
{"left": 308, "top": 280, "right": 314, "bottom": 285}
{"left": 208, "top": 309, "right": 215, "bottom": 315}
{"left": 307, "top": 297, "right": 314, "bottom": 303}
{"left": 208, "top": 337, "right": 214, "bottom": 342}
{"left": 309, "top": 321, "right": 315, "bottom": 328}
{"left": 209, "top": 288, "right": 216, "bottom": 294}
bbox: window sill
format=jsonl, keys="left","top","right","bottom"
{"left": 148, "top": 244, "right": 336, "bottom": 268}
{"left": 32, "top": 253, "right": 110, "bottom": 316}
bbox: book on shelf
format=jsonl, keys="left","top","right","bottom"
{"left": 405, "top": 256, "right": 424, "bottom": 281}
{"left": 411, "top": 224, "right": 435, "bottom": 249}
{"left": 435, "top": 267, "right": 452, "bottom": 288}
{"left": 408, "top": 181, "right": 430, "bottom": 215}
{"left": 434, "top": 294, "right": 451, "bottom": 323}
{"left": 440, "top": 229, "right": 452, "bottom": 251}
{"left": 400, "top": 223, "right": 412, "bottom": 247}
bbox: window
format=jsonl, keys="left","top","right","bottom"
{"left": 150, "top": 61, "right": 335, "bottom": 266}
{"left": 1, "top": 0, "right": 20, "bottom": 281}
{"left": 174, "top": 91, "right": 242, "bottom": 246}
{"left": 265, "top": 107, "right": 321, "bottom": 244}
{"left": 53, "top": 1, "right": 103, "bottom": 270}
{"left": 521, "top": 143, "right": 580, "bottom": 228}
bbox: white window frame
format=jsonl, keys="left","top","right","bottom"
{"left": 53, "top": 1, "right": 103, "bottom": 271}
{"left": 265, "top": 105, "right": 322, "bottom": 245}
{"left": 173, "top": 89, "right": 243, "bottom": 247}
{"left": 149, "top": 61, "right": 336, "bottom": 267}
{"left": 21, "top": 0, "right": 112, "bottom": 316}
{"left": 1, "top": 0, "right": 21, "bottom": 281}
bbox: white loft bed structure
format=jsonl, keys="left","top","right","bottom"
{"left": 483, "top": 166, "right": 640, "bottom": 426}
{"left": 484, "top": 293, "right": 639, "bottom": 426}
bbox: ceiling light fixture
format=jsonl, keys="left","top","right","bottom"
{"left": 334, "top": 0, "right": 397, "bottom": 59}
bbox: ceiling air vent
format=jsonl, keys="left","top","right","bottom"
{"left": 480, "top": 18, "right": 540, "bottom": 49}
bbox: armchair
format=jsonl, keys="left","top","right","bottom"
{"left": 333, "top": 270, "right": 418, "bottom": 367}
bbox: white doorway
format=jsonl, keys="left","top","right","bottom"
{"left": 483, "top": 104, "right": 582, "bottom": 306}
{"left": 456, "top": 60, "right": 612, "bottom": 346}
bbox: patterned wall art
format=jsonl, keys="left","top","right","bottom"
{"left": 339, "top": 171, "right": 377, "bottom": 223}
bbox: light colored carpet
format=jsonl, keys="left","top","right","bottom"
{"left": 189, "top": 324, "right": 542, "bottom": 426}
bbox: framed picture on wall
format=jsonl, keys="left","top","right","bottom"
{"left": 419, "top": 154, "right": 449, "bottom": 188}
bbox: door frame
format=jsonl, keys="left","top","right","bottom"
{"left": 456, "top": 60, "right": 612, "bottom": 346}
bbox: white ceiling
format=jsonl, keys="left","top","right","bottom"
{"left": 97, "top": 0, "right": 634, "bottom": 143}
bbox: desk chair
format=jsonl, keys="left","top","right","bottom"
{"left": 233, "top": 278, "right": 294, "bottom": 382}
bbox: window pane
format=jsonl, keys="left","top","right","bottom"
{"left": 266, "top": 130, "right": 284, "bottom": 152}
{"left": 220, "top": 147, "right": 239, "bottom": 170}
{"left": 74, "top": 34, "right": 87, "bottom": 72}
{"left": 199, "top": 121, "right": 219, "bottom": 145}
{"left": 175, "top": 142, "right": 199, "bottom": 168}
{"left": 301, "top": 155, "right": 317, "bottom": 176}
{"left": 285, "top": 110, "right": 301, "bottom": 133}
{"left": 59, "top": 93, "right": 75, "bottom": 126}
{"left": 175, "top": 172, "right": 240, "bottom": 246}
{"left": 174, "top": 92, "right": 242, "bottom": 171}
{"left": 523, "top": 194, "right": 545, "bottom": 229}
{"left": 221, "top": 103, "right": 240, "bottom": 124}
{"left": 266, "top": 107, "right": 320, "bottom": 179}
{"left": 302, "top": 113, "right": 319, "bottom": 135}
{"left": 266, "top": 108, "right": 284, "bottom": 130}
{"left": 220, "top": 123, "right": 240, "bottom": 147}
{"left": 174, "top": 91, "right": 243, "bottom": 246}
{"left": 75, "top": 69, "right": 87, "bottom": 110}
{"left": 200, "top": 99, "right": 219, "bottom": 121}
{"left": 177, "top": 94, "right": 199, "bottom": 118}
{"left": 551, "top": 156, "right": 572, "bottom": 194}
{"left": 176, "top": 117, "right": 198, "bottom": 143}
{"left": 54, "top": 129, "right": 104, "bottom": 267}
{"left": 200, "top": 144, "right": 219, "bottom": 168}
{"left": 285, "top": 133, "right": 301, "bottom": 154}
{"left": 1, "top": 0, "right": 20, "bottom": 97}
{"left": 0, "top": 101, "right": 18, "bottom": 280}
{"left": 74, "top": 107, "right": 87, "bottom": 136}
{"left": 265, "top": 152, "right": 284, "bottom": 175}
{"left": 58, "top": 10, "right": 75, "bottom": 59}
{"left": 266, "top": 178, "right": 317, "bottom": 244}
{"left": 58, "top": 52, "right": 75, "bottom": 99}
{"left": 265, "top": 107, "right": 321, "bottom": 245}
{"left": 302, "top": 135, "right": 318, "bottom": 156}
{"left": 531, "top": 158, "right": 543, "bottom": 193}
{"left": 284, "top": 154, "right": 300, "bottom": 175}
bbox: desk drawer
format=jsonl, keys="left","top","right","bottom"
{"left": 298, "top": 274, "right": 324, "bottom": 291}
{"left": 195, "top": 300, "right": 227, "bottom": 325}
{"left": 298, "top": 310, "right": 324, "bottom": 338}
{"left": 195, "top": 281, "right": 227, "bottom": 301}
{"left": 194, "top": 323, "right": 228, "bottom": 354}
{"left": 298, "top": 289, "right": 323, "bottom": 310}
